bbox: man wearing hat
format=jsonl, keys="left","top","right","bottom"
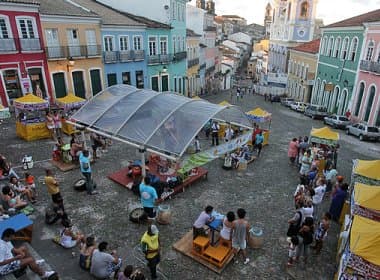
{"left": 141, "top": 225, "right": 160, "bottom": 279}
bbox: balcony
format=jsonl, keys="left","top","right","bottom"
{"left": 119, "top": 50, "right": 134, "bottom": 62}
{"left": 187, "top": 58, "right": 199, "bottom": 68}
{"left": 103, "top": 50, "right": 146, "bottom": 64}
{"left": 360, "top": 60, "right": 380, "bottom": 74}
{"left": 103, "top": 51, "right": 118, "bottom": 63}
{"left": 46, "top": 45, "right": 101, "bottom": 60}
{"left": 173, "top": 51, "right": 187, "bottom": 62}
{"left": 0, "top": 38, "right": 16, "bottom": 52}
{"left": 148, "top": 54, "right": 172, "bottom": 65}
{"left": 134, "top": 50, "right": 145, "bottom": 61}
{"left": 20, "top": 38, "right": 41, "bottom": 51}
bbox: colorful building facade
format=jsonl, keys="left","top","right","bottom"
{"left": 0, "top": 0, "right": 52, "bottom": 106}
{"left": 186, "top": 29, "right": 201, "bottom": 97}
{"left": 350, "top": 19, "right": 380, "bottom": 126}
{"left": 39, "top": 0, "right": 103, "bottom": 99}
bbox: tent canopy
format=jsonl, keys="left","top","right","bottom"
{"left": 56, "top": 93, "right": 86, "bottom": 110}
{"left": 14, "top": 93, "right": 47, "bottom": 105}
{"left": 354, "top": 183, "right": 380, "bottom": 211}
{"left": 70, "top": 85, "right": 252, "bottom": 157}
{"left": 219, "top": 100, "right": 231, "bottom": 106}
{"left": 354, "top": 160, "right": 380, "bottom": 181}
{"left": 246, "top": 107, "right": 272, "bottom": 123}
{"left": 310, "top": 126, "right": 339, "bottom": 145}
{"left": 350, "top": 215, "right": 380, "bottom": 266}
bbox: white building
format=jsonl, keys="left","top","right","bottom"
{"left": 228, "top": 32, "right": 252, "bottom": 46}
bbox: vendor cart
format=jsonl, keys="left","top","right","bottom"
{"left": 0, "top": 105, "right": 10, "bottom": 120}
{"left": 246, "top": 107, "right": 272, "bottom": 145}
{"left": 14, "top": 94, "right": 50, "bottom": 141}
{"left": 310, "top": 126, "right": 339, "bottom": 146}
{"left": 55, "top": 93, "right": 86, "bottom": 135}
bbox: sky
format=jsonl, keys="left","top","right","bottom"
{"left": 189, "top": 0, "right": 380, "bottom": 25}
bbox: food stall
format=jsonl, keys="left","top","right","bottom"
{"left": 246, "top": 107, "right": 272, "bottom": 145}
{"left": 14, "top": 93, "right": 50, "bottom": 141}
{"left": 0, "top": 104, "right": 10, "bottom": 120}
{"left": 55, "top": 93, "right": 86, "bottom": 135}
{"left": 310, "top": 126, "right": 339, "bottom": 146}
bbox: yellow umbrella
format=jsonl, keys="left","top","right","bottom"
{"left": 354, "top": 160, "right": 380, "bottom": 181}
{"left": 56, "top": 93, "right": 86, "bottom": 104}
{"left": 14, "top": 93, "right": 46, "bottom": 104}
{"left": 246, "top": 107, "right": 271, "bottom": 117}
{"left": 310, "top": 126, "right": 339, "bottom": 141}
{"left": 219, "top": 100, "right": 231, "bottom": 106}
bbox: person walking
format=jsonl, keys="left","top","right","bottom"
{"left": 79, "top": 150, "right": 97, "bottom": 195}
{"left": 44, "top": 169, "right": 64, "bottom": 211}
{"left": 141, "top": 225, "right": 160, "bottom": 280}
{"left": 232, "top": 208, "right": 250, "bottom": 265}
{"left": 255, "top": 131, "right": 264, "bottom": 157}
{"left": 211, "top": 121, "right": 220, "bottom": 146}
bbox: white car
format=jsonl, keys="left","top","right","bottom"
{"left": 346, "top": 123, "right": 380, "bottom": 141}
{"left": 324, "top": 115, "right": 351, "bottom": 129}
{"left": 290, "top": 102, "right": 308, "bottom": 112}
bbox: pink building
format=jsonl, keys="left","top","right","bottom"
{"left": 0, "top": 0, "right": 52, "bottom": 107}
{"left": 351, "top": 21, "right": 380, "bottom": 127}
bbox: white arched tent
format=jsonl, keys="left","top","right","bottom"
{"left": 68, "top": 85, "right": 253, "bottom": 173}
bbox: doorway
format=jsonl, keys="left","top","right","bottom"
{"left": 72, "top": 71, "right": 86, "bottom": 98}
{"left": 161, "top": 75, "right": 169, "bottom": 91}
{"left": 2, "top": 69, "right": 22, "bottom": 100}
{"left": 90, "top": 69, "right": 102, "bottom": 96}
{"left": 151, "top": 76, "right": 159, "bottom": 91}
{"left": 52, "top": 72, "right": 67, "bottom": 98}
{"left": 107, "top": 73, "right": 117, "bottom": 87}
{"left": 28, "top": 68, "right": 46, "bottom": 98}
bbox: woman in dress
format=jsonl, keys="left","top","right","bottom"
{"left": 219, "top": 211, "right": 235, "bottom": 247}
{"left": 287, "top": 138, "right": 298, "bottom": 165}
{"left": 46, "top": 111, "right": 55, "bottom": 140}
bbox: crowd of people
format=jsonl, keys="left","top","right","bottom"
{"left": 286, "top": 136, "right": 349, "bottom": 267}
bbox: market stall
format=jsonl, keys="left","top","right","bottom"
{"left": 246, "top": 107, "right": 272, "bottom": 145}
{"left": 310, "top": 126, "right": 339, "bottom": 146}
{"left": 0, "top": 104, "right": 10, "bottom": 120}
{"left": 14, "top": 93, "right": 50, "bottom": 141}
{"left": 55, "top": 93, "right": 86, "bottom": 135}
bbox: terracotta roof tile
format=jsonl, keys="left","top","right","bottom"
{"left": 290, "top": 39, "right": 320, "bottom": 54}
{"left": 39, "top": 0, "right": 99, "bottom": 17}
{"left": 325, "top": 9, "right": 380, "bottom": 28}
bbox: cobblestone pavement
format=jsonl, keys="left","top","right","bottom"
{"left": 1, "top": 89, "right": 379, "bottom": 280}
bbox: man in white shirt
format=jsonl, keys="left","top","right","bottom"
{"left": 313, "top": 179, "right": 327, "bottom": 218}
{"left": 0, "top": 229, "right": 55, "bottom": 278}
{"left": 224, "top": 126, "right": 234, "bottom": 142}
{"left": 193, "top": 205, "right": 215, "bottom": 239}
{"left": 211, "top": 121, "right": 220, "bottom": 146}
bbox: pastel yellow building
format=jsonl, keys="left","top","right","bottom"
{"left": 39, "top": 0, "right": 104, "bottom": 99}
{"left": 288, "top": 39, "right": 320, "bottom": 103}
{"left": 186, "top": 29, "right": 201, "bottom": 97}
{"left": 253, "top": 39, "right": 269, "bottom": 53}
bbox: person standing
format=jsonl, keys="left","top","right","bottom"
{"left": 139, "top": 177, "right": 158, "bottom": 221}
{"left": 232, "top": 208, "right": 250, "bottom": 265}
{"left": 299, "top": 149, "right": 312, "bottom": 177}
{"left": 224, "top": 126, "right": 234, "bottom": 142}
{"left": 79, "top": 150, "right": 97, "bottom": 195}
{"left": 211, "top": 121, "right": 220, "bottom": 146}
{"left": 90, "top": 241, "right": 122, "bottom": 279}
{"left": 255, "top": 131, "right": 264, "bottom": 157}
{"left": 141, "top": 225, "right": 160, "bottom": 280}
{"left": 44, "top": 169, "right": 64, "bottom": 211}
{"left": 53, "top": 111, "right": 62, "bottom": 138}
{"left": 329, "top": 183, "right": 348, "bottom": 221}
{"left": 46, "top": 111, "right": 55, "bottom": 140}
{"left": 288, "top": 138, "right": 299, "bottom": 165}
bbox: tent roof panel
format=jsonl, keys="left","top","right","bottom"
{"left": 354, "top": 160, "right": 380, "bottom": 181}
{"left": 354, "top": 183, "right": 380, "bottom": 211}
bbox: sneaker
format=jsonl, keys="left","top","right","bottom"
{"left": 42, "top": 271, "right": 56, "bottom": 278}
{"left": 244, "top": 258, "right": 250, "bottom": 265}
{"left": 36, "top": 259, "right": 45, "bottom": 265}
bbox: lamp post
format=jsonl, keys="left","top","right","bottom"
{"left": 158, "top": 66, "right": 167, "bottom": 92}
{"left": 67, "top": 57, "right": 75, "bottom": 73}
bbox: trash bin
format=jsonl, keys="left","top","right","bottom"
{"left": 156, "top": 204, "right": 172, "bottom": 225}
{"left": 248, "top": 226, "right": 263, "bottom": 249}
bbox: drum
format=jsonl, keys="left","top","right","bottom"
{"left": 156, "top": 204, "right": 171, "bottom": 225}
{"left": 62, "top": 144, "right": 72, "bottom": 163}
{"left": 248, "top": 226, "right": 263, "bottom": 249}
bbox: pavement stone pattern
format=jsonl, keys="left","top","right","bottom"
{"left": 1, "top": 88, "right": 379, "bottom": 280}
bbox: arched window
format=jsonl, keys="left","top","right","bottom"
{"left": 364, "top": 86, "right": 376, "bottom": 122}
{"left": 376, "top": 43, "right": 380, "bottom": 63}
{"left": 349, "top": 37, "right": 358, "bottom": 61}
{"left": 300, "top": 2, "right": 309, "bottom": 18}
{"left": 327, "top": 36, "right": 334, "bottom": 56}
{"left": 354, "top": 82, "right": 365, "bottom": 116}
{"left": 366, "top": 41, "right": 375, "bottom": 61}
{"left": 341, "top": 37, "right": 349, "bottom": 60}
{"left": 321, "top": 36, "right": 328, "bottom": 56}
{"left": 333, "top": 37, "right": 341, "bottom": 58}
{"left": 376, "top": 104, "right": 380, "bottom": 127}
{"left": 313, "top": 79, "right": 320, "bottom": 104}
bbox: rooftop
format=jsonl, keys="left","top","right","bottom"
{"left": 290, "top": 38, "right": 320, "bottom": 54}
{"left": 38, "top": 0, "right": 99, "bottom": 18}
{"left": 186, "top": 29, "right": 201, "bottom": 37}
{"left": 0, "top": 0, "right": 39, "bottom": 4}
{"left": 325, "top": 9, "right": 380, "bottom": 28}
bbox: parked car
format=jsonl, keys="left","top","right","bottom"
{"left": 281, "top": 98, "right": 295, "bottom": 107}
{"left": 324, "top": 115, "right": 351, "bottom": 129}
{"left": 270, "top": 95, "right": 281, "bottom": 102}
{"left": 346, "top": 123, "right": 380, "bottom": 141}
{"left": 304, "top": 105, "right": 328, "bottom": 119}
{"left": 290, "top": 102, "right": 308, "bottom": 112}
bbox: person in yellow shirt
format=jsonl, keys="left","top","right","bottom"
{"left": 141, "top": 225, "right": 160, "bottom": 279}
{"left": 44, "top": 169, "right": 64, "bottom": 211}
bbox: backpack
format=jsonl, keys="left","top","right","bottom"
{"left": 287, "top": 211, "right": 302, "bottom": 237}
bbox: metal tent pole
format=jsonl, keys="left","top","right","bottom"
{"left": 139, "top": 147, "right": 146, "bottom": 177}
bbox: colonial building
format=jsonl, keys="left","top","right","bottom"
{"left": 268, "top": 0, "right": 318, "bottom": 74}
{"left": 186, "top": 29, "right": 201, "bottom": 97}
{"left": 39, "top": 0, "right": 103, "bottom": 99}
{"left": 311, "top": 10, "right": 380, "bottom": 115}
{"left": 98, "top": 0, "right": 187, "bottom": 94}
{"left": 0, "top": 0, "right": 52, "bottom": 106}
{"left": 288, "top": 38, "right": 320, "bottom": 103}
{"left": 350, "top": 19, "right": 380, "bottom": 127}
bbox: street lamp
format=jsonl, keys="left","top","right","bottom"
{"left": 158, "top": 66, "right": 168, "bottom": 92}
{"left": 67, "top": 57, "right": 75, "bottom": 73}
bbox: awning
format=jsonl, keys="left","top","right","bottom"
{"left": 354, "top": 183, "right": 380, "bottom": 211}
{"left": 246, "top": 107, "right": 272, "bottom": 123}
{"left": 354, "top": 160, "right": 380, "bottom": 181}
{"left": 70, "top": 85, "right": 252, "bottom": 158}
{"left": 310, "top": 126, "right": 339, "bottom": 145}
{"left": 14, "top": 93, "right": 49, "bottom": 111}
{"left": 219, "top": 100, "right": 231, "bottom": 106}
{"left": 56, "top": 93, "right": 86, "bottom": 110}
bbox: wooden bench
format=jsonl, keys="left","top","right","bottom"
{"left": 192, "top": 236, "right": 210, "bottom": 255}
{"left": 202, "top": 245, "right": 231, "bottom": 268}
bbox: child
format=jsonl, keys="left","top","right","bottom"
{"left": 55, "top": 219, "right": 85, "bottom": 248}
{"left": 313, "top": 212, "right": 331, "bottom": 254}
{"left": 194, "top": 136, "right": 201, "bottom": 153}
{"left": 287, "top": 235, "right": 299, "bottom": 267}
{"left": 24, "top": 172, "right": 37, "bottom": 198}
{"left": 79, "top": 236, "right": 96, "bottom": 271}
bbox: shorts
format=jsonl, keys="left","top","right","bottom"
{"left": 232, "top": 239, "right": 247, "bottom": 250}
{"left": 143, "top": 207, "right": 156, "bottom": 219}
{"left": 0, "top": 260, "right": 21, "bottom": 276}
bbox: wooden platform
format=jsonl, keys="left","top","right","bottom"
{"left": 49, "top": 159, "right": 77, "bottom": 172}
{"left": 108, "top": 163, "right": 208, "bottom": 203}
{"left": 173, "top": 231, "right": 233, "bottom": 274}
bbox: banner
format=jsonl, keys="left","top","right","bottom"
{"left": 179, "top": 132, "right": 252, "bottom": 174}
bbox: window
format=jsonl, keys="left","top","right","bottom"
{"left": 133, "top": 36, "right": 142, "bottom": 50}
{"left": 366, "top": 41, "right": 375, "bottom": 61}
{"left": 122, "top": 72, "right": 130, "bottom": 85}
{"left": 349, "top": 37, "right": 358, "bottom": 61}
{"left": 177, "top": 36, "right": 180, "bottom": 52}
{"left": 148, "top": 36, "right": 157, "bottom": 56}
{"left": 333, "top": 37, "right": 341, "bottom": 58}
{"left": 119, "top": 36, "right": 129, "bottom": 51}
{"left": 327, "top": 37, "right": 334, "bottom": 56}
{"left": 354, "top": 82, "right": 365, "bottom": 116}
{"left": 287, "top": 3, "right": 291, "bottom": 20}
{"left": 341, "top": 37, "right": 349, "bottom": 60}
{"left": 18, "top": 18, "right": 35, "bottom": 38}
{"left": 104, "top": 36, "right": 114, "bottom": 51}
{"left": 304, "top": 66, "right": 308, "bottom": 79}
{"left": 173, "top": 36, "right": 176, "bottom": 53}
{"left": 171, "top": 0, "right": 175, "bottom": 19}
{"left": 0, "top": 18, "right": 9, "bottom": 38}
{"left": 377, "top": 45, "right": 380, "bottom": 63}
{"left": 136, "top": 70, "right": 144, "bottom": 89}
{"left": 160, "top": 37, "right": 167, "bottom": 55}
{"left": 364, "top": 86, "right": 376, "bottom": 122}
{"left": 300, "top": 2, "right": 309, "bottom": 18}
{"left": 182, "top": 36, "right": 185, "bottom": 51}
{"left": 321, "top": 36, "right": 328, "bottom": 56}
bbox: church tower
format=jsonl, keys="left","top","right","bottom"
{"left": 264, "top": 2, "right": 272, "bottom": 38}
{"left": 196, "top": 0, "right": 205, "bottom": 10}
{"left": 206, "top": 0, "right": 215, "bottom": 15}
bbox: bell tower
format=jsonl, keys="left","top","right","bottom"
{"left": 196, "top": 0, "right": 205, "bottom": 10}
{"left": 290, "top": 0, "right": 318, "bottom": 42}
{"left": 206, "top": 0, "right": 215, "bottom": 15}
{"left": 264, "top": 2, "right": 272, "bottom": 38}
